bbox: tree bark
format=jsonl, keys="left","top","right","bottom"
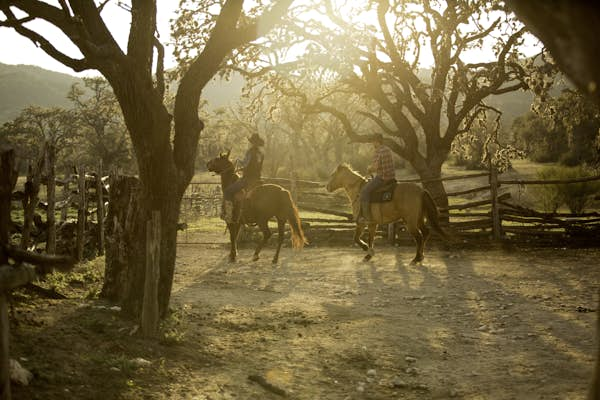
{"left": 96, "top": 162, "right": 105, "bottom": 256}
{"left": 0, "top": 149, "right": 17, "bottom": 400}
{"left": 102, "top": 175, "right": 140, "bottom": 304}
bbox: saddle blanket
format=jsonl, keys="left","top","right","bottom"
{"left": 369, "top": 180, "right": 396, "bottom": 203}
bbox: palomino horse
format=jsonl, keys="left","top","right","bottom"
{"left": 326, "top": 164, "right": 446, "bottom": 263}
{"left": 206, "top": 151, "right": 307, "bottom": 263}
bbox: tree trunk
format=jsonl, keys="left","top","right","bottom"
{"left": 102, "top": 108, "right": 184, "bottom": 319}
{"left": 0, "top": 149, "right": 17, "bottom": 400}
{"left": 76, "top": 166, "right": 86, "bottom": 262}
{"left": 96, "top": 162, "right": 105, "bottom": 256}
{"left": 414, "top": 162, "right": 448, "bottom": 223}
{"left": 102, "top": 175, "right": 140, "bottom": 303}
{"left": 45, "top": 143, "right": 56, "bottom": 254}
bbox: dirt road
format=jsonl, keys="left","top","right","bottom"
{"left": 11, "top": 243, "right": 599, "bottom": 399}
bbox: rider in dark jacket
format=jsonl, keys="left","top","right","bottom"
{"left": 222, "top": 133, "right": 265, "bottom": 222}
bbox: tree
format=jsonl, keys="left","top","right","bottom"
{"left": 504, "top": 3, "right": 600, "bottom": 398}
{"left": 0, "top": 106, "right": 77, "bottom": 253}
{"left": 511, "top": 111, "right": 563, "bottom": 163}
{"left": 238, "top": 0, "right": 534, "bottom": 207}
{"left": 68, "top": 77, "right": 134, "bottom": 173}
{"left": 507, "top": 1, "right": 600, "bottom": 107}
{"left": 0, "top": 0, "right": 294, "bottom": 318}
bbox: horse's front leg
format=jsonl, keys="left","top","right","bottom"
{"left": 354, "top": 224, "right": 368, "bottom": 251}
{"left": 363, "top": 223, "right": 378, "bottom": 262}
{"left": 253, "top": 221, "right": 272, "bottom": 262}
{"left": 228, "top": 222, "right": 241, "bottom": 262}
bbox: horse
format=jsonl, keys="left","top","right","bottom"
{"left": 206, "top": 151, "right": 307, "bottom": 263}
{"left": 326, "top": 164, "right": 446, "bottom": 263}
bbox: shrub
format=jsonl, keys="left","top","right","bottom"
{"left": 532, "top": 166, "right": 600, "bottom": 213}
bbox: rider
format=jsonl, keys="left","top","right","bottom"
{"left": 222, "top": 133, "right": 265, "bottom": 222}
{"left": 359, "top": 133, "right": 395, "bottom": 223}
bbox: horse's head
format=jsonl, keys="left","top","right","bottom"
{"left": 326, "top": 164, "right": 352, "bottom": 192}
{"left": 206, "top": 150, "right": 234, "bottom": 174}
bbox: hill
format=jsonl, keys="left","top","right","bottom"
{"left": 0, "top": 62, "right": 539, "bottom": 127}
{"left": 0, "top": 62, "right": 243, "bottom": 123}
{"left": 0, "top": 62, "right": 80, "bottom": 122}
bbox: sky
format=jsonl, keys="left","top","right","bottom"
{"left": 0, "top": 1, "right": 179, "bottom": 76}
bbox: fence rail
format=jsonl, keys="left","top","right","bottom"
{"left": 177, "top": 169, "right": 600, "bottom": 244}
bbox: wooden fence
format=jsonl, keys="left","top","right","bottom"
{"left": 10, "top": 164, "right": 107, "bottom": 260}
{"left": 177, "top": 168, "right": 600, "bottom": 244}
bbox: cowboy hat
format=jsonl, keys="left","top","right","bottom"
{"left": 248, "top": 133, "right": 265, "bottom": 146}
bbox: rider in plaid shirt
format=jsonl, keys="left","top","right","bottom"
{"left": 359, "top": 133, "right": 395, "bottom": 222}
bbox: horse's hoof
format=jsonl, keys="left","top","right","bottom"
{"left": 360, "top": 245, "right": 369, "bottom": 252}
{"left": 229, "top": 256, "right": 236, "bottom": 263}
{"left": 252, "top": 254, "right": 260, "bottom": 262}
{"left": 363, "top": 254, "right": 372, "bottom": 262}
{"left": 410, "top": 258, "right": 423, "bottom": 265}
{"left": 272, "top": 258, "right": 278, "bottom": 265}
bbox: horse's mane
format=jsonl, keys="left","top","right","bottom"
{"left": 338, "top": 163, "right": 365, "bottom": 179}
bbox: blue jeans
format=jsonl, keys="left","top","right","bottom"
{"left": 224, "top": 178, "right": 247, "bottom": 201}
{"left": 360, "top": 176, "right": 384, "bottom": 202}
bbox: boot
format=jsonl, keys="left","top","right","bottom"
{"left": 221, "top": 200, "right": 234, "bottom": 223}
{"left": 358, "top": 201, "right": 372, "bottom": 224}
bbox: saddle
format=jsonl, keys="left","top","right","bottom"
{"left": 231, "top": 180, "right": 263, "bottom": 223}
{"left": 233, "top": 179, "right": 263, "bottom": 203}
{"left": 369, "top": 179, "right": 396, "bottom": 203}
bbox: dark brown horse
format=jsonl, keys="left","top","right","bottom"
{"left": 207, "top": 151, "right": 307, "bottom": 263}
{"left": 326, "top": 164, "right": 446, "bottom": 263}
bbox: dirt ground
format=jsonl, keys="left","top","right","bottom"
{"left": 9, "top": 241, "right": 600, "bottom": 400}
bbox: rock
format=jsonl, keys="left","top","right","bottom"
{"left": 414, "top": 383, "right": 429, "bottom": 391}
{"left": 392, "top": 377, "right": 409, "bottom": 388}
{"left": 9, "top": 359, "right": 33, "bottom": 386}
{"left": 367, "top": 369, "right": 377, "bottom": 377}
{"left": 405, "top": 356, "right": 417, "bottom": 364}
{"left": 449, "top": 388, "right": 459, "bottom": 397}
{"left": 405, "top": 367, "right": 419, "bottom": 376}
{"left": 130, "top": 357, "right": 152, "bottom": 367}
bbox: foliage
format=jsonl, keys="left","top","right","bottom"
{"left": 199, "top": 92, "right": 376, "bottom": 179}
{"left": 68, "top": 77, "right": 135, "bottom": 173}
{"left": 512, "top": 111, "right": 563, "bottom": 162}
{"left": 532, "top": 165, "right": 600, "bottom": 213}
{"left": 516, "top": 90, "right": 600, "bottom": 166}
{"left": 206, "top": 0, "right": 549, "bottom": 207}
{"left": 0, "top": 106, "right": 79, "bottom": 172}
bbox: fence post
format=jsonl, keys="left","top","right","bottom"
{"left": 141, "top": 210, "right": 160, "bottom": 338}
{"left": 20, "top": 159, "right": 43, "bottom": 250}
{"left": 76, "top": 166, "right": 86, "bottom": 261}
{"left": 490, "top": 164, "right": 502, "bottom": 240}
{"left": 45, "top": 142, "right": 56, "bottom": 254}
{"left": 96, "top": 162, "right": 105, "bottom": 256}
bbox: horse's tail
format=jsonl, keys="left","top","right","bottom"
{"left": 285, "top": 191, "right": 308, "bottom": 250}
{"left": 422, "top": 190, "right": 448, "bottom": 240}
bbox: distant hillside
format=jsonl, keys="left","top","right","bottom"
{"left": 0, "top": 62, "right": 80, "bottom": 122}
{"left": 0, "top": 62, "right": 243, "bottom": 123}
{"left": 0, "top": 62, "right": 538, "bottom": 127}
